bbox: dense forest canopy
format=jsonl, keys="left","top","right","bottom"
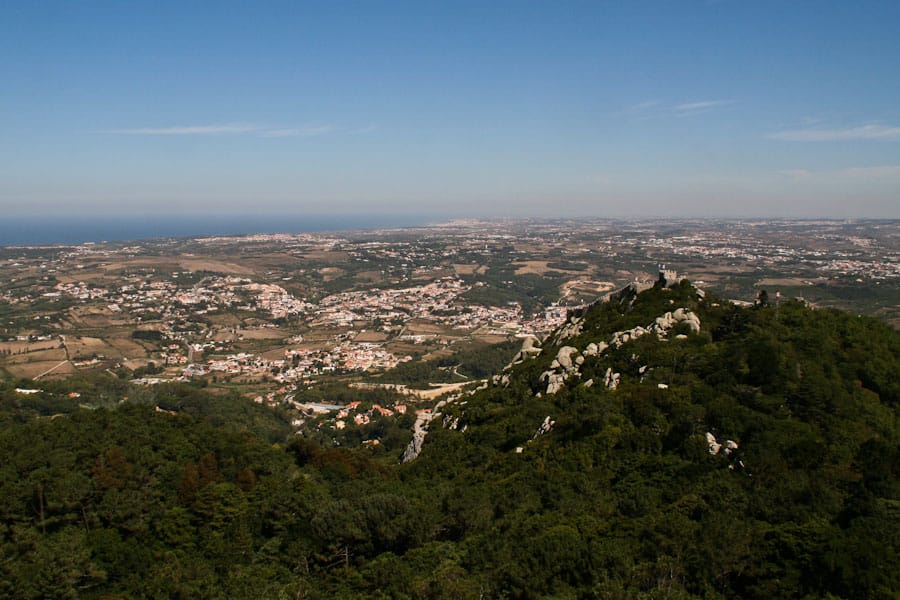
{"left": 1, "top": 281, "right": 897, "bottom": 599}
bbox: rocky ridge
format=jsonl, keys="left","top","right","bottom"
{"left": 524, "top": 305, "right": 701, "bottom": 396}
{"left": 405, "top": 277, "right": 707, "bottom": 462}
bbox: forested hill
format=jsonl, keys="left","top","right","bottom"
{"left": 1, "top": 281, "right": 898, "bottom": 599}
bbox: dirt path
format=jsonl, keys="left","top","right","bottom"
{"left": 33, "top": 360, "right": 71, "bottom": 380}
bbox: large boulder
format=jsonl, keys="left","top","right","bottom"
{"left": 683, "top": 313, "right": 701, "bottom": 333}
{"left": 603, "top": 368, "right": 620, "bottom": 390}
{"left": 556, "top": 346, "right": 579, "bottom": 371}
{"left": 546, "top": 373, "right": 566, "bottom": 395}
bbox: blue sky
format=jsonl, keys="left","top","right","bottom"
{"left": 2, "top": 1, "right": 899, "bottom": 218}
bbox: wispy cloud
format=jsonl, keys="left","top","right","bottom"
{"left": 103, "top": 122, "right": 373, "bottom": 138}
{"left": 673, "top": 99, "right": 732, "bottom": 114}
{"left": 618, "top": 99, "right": 733, "bottom": 119}
{"left": 768, "top": 124, "right": 900, "bottom": 141}
{"left": 105, "top": 123, "right": 258, "bottom": 135}
{"left": 259, "top": 126, "right": 335, "bottom": 138}
{"left": 349, "top": 124, "right": 379, "bottom": 135}
{"left": 778, "top": 164, "right": 900, "bottom": 179}
{"left": 619, "top": 100, "right": 660, "bottom": 115}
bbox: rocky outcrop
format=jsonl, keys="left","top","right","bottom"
{"left": 510, "top": 335, "right": 543, "bottom": 364}
{"left": 556, "top": 346, "right": 579, "bottom": 371}
{"left": 532, "top": 415, "right": 555, "bottom": 440}
{"left": 706, "top": 432, "right": 739, "bottom": 456}
{"left": 540, "top": 370, "right": 568, "bottom": 395}
{"left": 610, "top": 325, "right": 648, "bottom": 348}
{"left": 672, "top": 308, "right": 701, "bottom": 333}
{"left": 401, "top": 410, "right": 436, "bottom": 463}
{"left": 496, "top": 335, "right": 544, "bottom": 385}
{"left": 652, "top": 308, "right": 701, "bottom": 336}
{"left": 401, "top": 391, "right": 466, "bottom": 463}
{"left": 556, "top": 315, "right": 584, "bottom": 340}
{"left": 407, "top": 285, "right": 713, "bottom": 462}
{"left": 537, "top": 306, "right": 699, "bottom": 396}
{"left": 492, "top": 373, "right": 511, "bottom": 387}
{"left": 603, "top": 368, "right": 620, "bottom": 390}
{"left": 538, "top": 346, "right": 582, "bottom": 395}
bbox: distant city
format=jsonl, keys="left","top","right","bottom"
{"left": 2, "top": 218, "right": 897, "bottom": 430}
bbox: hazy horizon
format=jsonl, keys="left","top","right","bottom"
{"left": 4, "top": 213, "right": 898, "bottom": 248}
{"left": 2, "top": 1, "right": 899, "bottom": 219}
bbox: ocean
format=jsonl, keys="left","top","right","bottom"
{"left": 0, "top": 214, "right": 437, "bottom": 247}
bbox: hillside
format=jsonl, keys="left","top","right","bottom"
{"left": 0, "top": 280, "right": 897, "bottom": 599}
{"left": 404, "top": 280, "right": 899, "bottom": 598}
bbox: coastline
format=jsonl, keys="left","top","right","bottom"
{"left": 0, "top": 214, "right": 437, "bottom": 247}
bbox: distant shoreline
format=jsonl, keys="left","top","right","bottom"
{"left": 1, "top": 215, "right": 897, "bottom": 248}
{"left": 0, "top": 214, "right": 437, "bottom": 247}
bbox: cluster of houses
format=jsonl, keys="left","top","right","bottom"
{"left": 642, "top": 228, "right": 898, "bottom": 282}
{"left": 46, "top": 270, "right": 574, "bottom": 386}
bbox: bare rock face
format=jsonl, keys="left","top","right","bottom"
{"left": 491, "top": 373, "right": 511, "bottom": 387}
{"left": 707, "top": 433, "right": 741, "bottom": 462}
{"left": 539, "top": 346, "right": 583, "bottom": 395}
{"left": 683, "top": 313, "right": 701, "bottom": 333}
{"left": 649, "top": 308, "right": 701, "bottom": 338}
{"left": 400, "top": 441, "right": 420, "bottom": 464}
{"left": 603, "top": 368, "right": 620, "bottom": 390}
{"left": 545, "top": 373, "right": 566, "bottom": 395}
{"left": 556, "top": 346, "right": 579, "bottom": 372}
{"left": 532, "top": 415, "right": 556, "bottom": 439}
{"left": 531, "top": 304, "right": 701, "bottom": 399}
{"left": 670, "top": 308, "right": 701, "bottom": 333}
{"left": 521, "top": 335, "right": 539, "bottom": 351}
{"left": 557, "top": 316, "right": 584, "bottom": 340}
{"left": 402, "top": 412, "right": 435, "bottom": 463}
{"left": 401, "top": 392, "right": 472, "bottom": 463}
{"left": 655, "top": 313, "right": 674, "bottom": 330}
{"left": 724, "top": 439, "right": 739, "bottom": 455}
{"left": 504, "top": 335, "right": 543, "bottom": 371}
{"left": 611, "top": 325, "right": 651, "bottom": 348}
